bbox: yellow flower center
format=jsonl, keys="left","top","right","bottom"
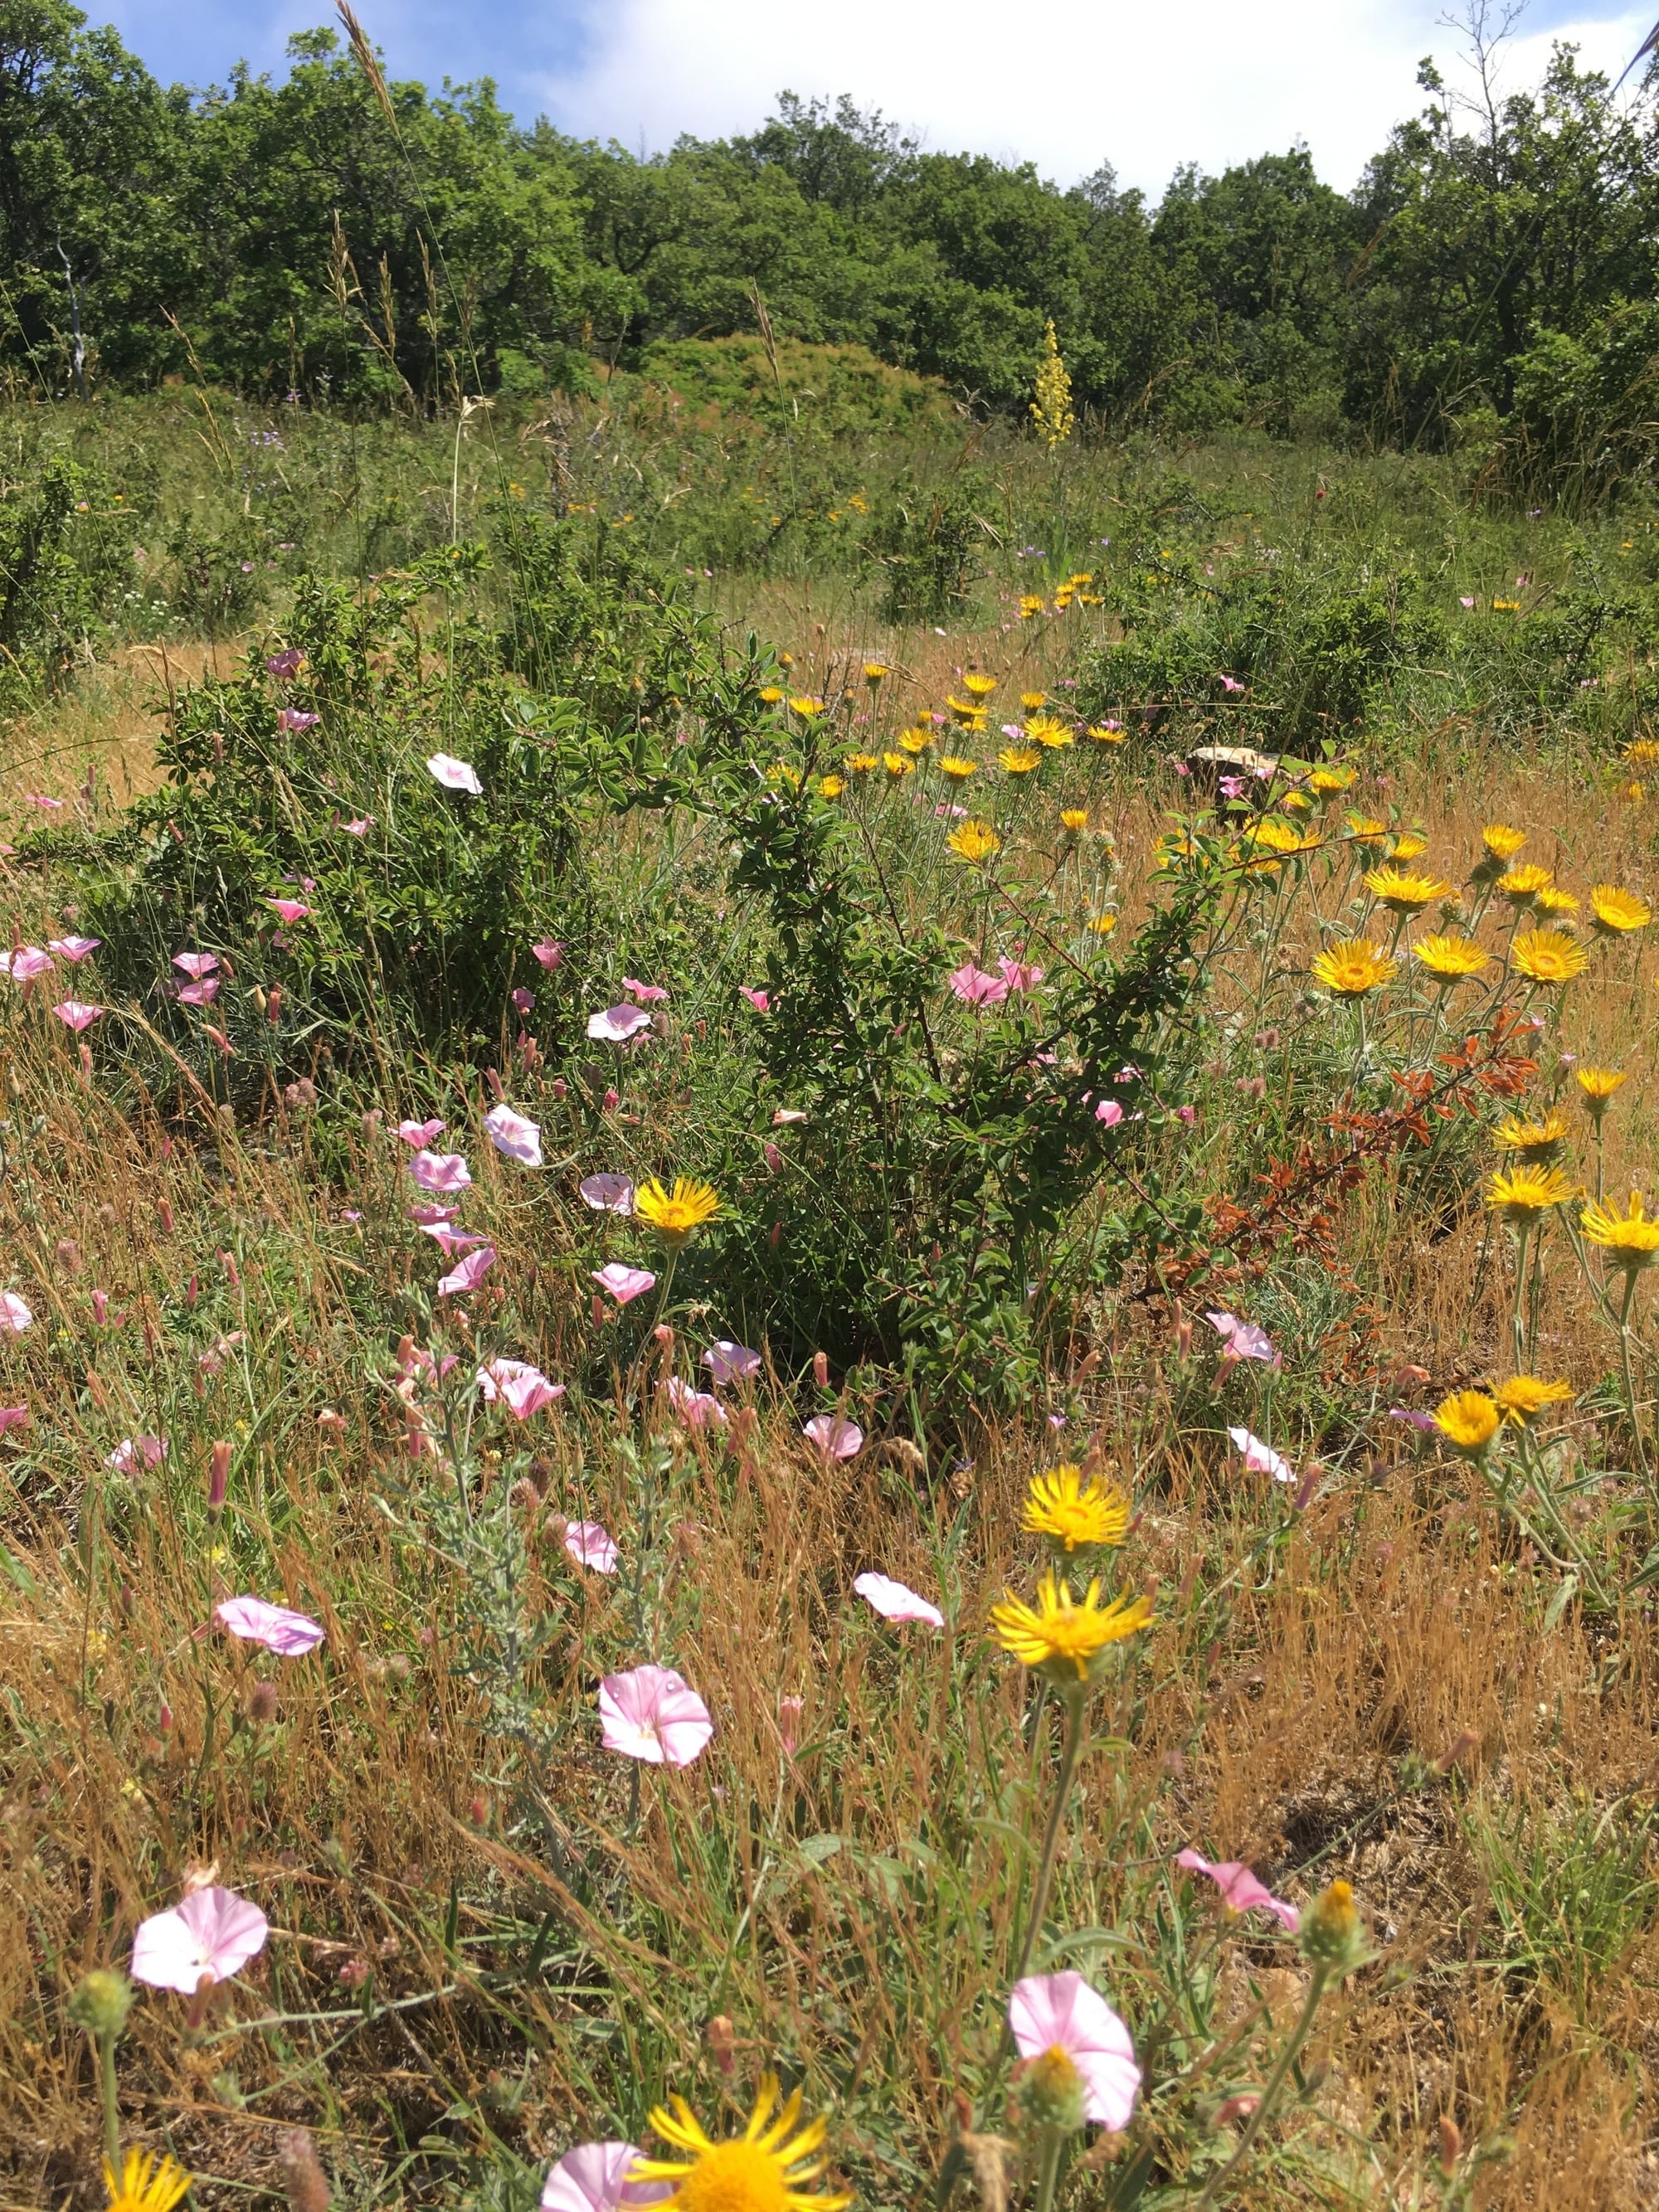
{"left": 664, "top": 2139, "right": 791, "bottom": 2212}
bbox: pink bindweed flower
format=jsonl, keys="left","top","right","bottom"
{"left": 853, "top": 1571, "right": 944, "bottom": 1628}
{"left": 739, "top": 987, "right": 771, "bottom": 1012}
{"left": 1095, "top": 1100, "right": 1124, "bottom": 1127}
{"left": 131, "top": 1884, "right": 270, "bottom": 1995}
{"left": 1175, "top": 1848, "right": 1299, "bottom": 1932}
{"left": 22, "top": 793, "right": 64, "bottom": 809}
{"left": 541, "top": 2142, "right": 668, "bottom": 2212}
{"left": 593, "top": 1263, "right": 656, "bottom": 1305}
{"left": 406, "top": 1201, "right": 459, "bottom": 1225}
{"left": 409, "top": 1150, "right": 471, "bottom": 1194}
{"left": 772, "top": 1108, "right": 808, "bottom": 1125}
{"left": 531, "top": 938, "right": 564, "bottom": 970}
{"left": 343, "top": 816, "right": 374, "bottom": 835}
{"left": 178, "top": 977, "right": 221, "bottom": 1005}
{"left": 1226, "top": 1425, "right": 1294, "bottom": 1483}
{"left": 173, "top": 951, "right": 219, "bottom": 978}
{"left": 0, "top": 947, "right": 52, "bottom": 980}
{"left": 106, "top": 1434, "right": 166, "bottom": 1473}
{"left": 661, "top": 1377, "right": 727, "bottom": 1428}
{"left": 511, "top": 986, "right": 535, "bottom": 1014}
{"left": 484, "top": 1103, "right": 542, "bottom": 1167}
{"left": 998, "top": 955, "right": 1044, "bottom": 993}
{"left": 1219, "top": 775, "right": 1246, "bottom": 799}
{"left": 265, "top": 897, "right": 311, "bottom": 923}
{"left": 1390, "top": 1406, "right": 1438, "bottom": 1433}
{"left": 0, "top": 1292, "right": 32, "bottom": 1333}
{"left": 563, "top": 1522, "right": 619, "bottom": 1575}
{"left": 477, "top": 1357, "right": 564, "bottom": 1418}
{"left": 48, "top": 936, "right": 100, "bottom": 961}
{"left": 803, "top": 1414, "right": 863, "bottom": 1459}
{"left": 587, "top": 1003, "right": 652, "bottom": 1043}
{"left": 421, "top": 1223, "right": 489, "bottom": 1257}
{"left": 1008, "top": 1972, "right": 1141, "bottom": 2129}
{"left": 778, "top": 1695, "right": 805, "bottom": 1756}
{"left": 275, "top": 708, "right": 319, "bottom": 733}
{"left": 51, "top": 1001, "right": 102, "bottom": 1032}
{"left": 621, "top": 977, "right": 669, "bottom": 1004}
{"left": 1219, "top": 673, "right": 1245, "bottom": 693}
{"left": 397, "top": 1118, "right": 447, "bottom": 1147}
{"left": 598, "top": 1664, "right": 713, "bottom": 1767}
{"left": 949, "top": 962, "right": 1009, "bottom": 1007}
{"left": 703, "top": 1339, "right": 761, "bottom": 1384}
{"left": 426, "top": 752, "right": 482, "bottom": 795}
{"left": 1206, "top": 1312, "right": 1281, "bottom": 1370}
{"left": 1175, "top": 1103, "right": 1196, "bottom": 1125}
{"left": 580, "top": 1173, "right": 635, "bottom": 1213}
{"left": 1459, "top": 595, "right": 1476, "bottom": 609}
{"left": 0, "top": 1405, "right": 25, "bottom": 1432}
{"left": 216, "top": 1595, "right": 327, "bottom": 1655}
{"left": 437, "top": 1245, "right": 497, "bottom": 1296}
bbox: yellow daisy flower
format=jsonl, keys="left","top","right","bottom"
{"left": 844, "top": 753, "right": 878, "bottom": 775}
{"left": 1413, "top": 934, "right": 1491, "bottom": 980}
{"left": 758, "top": 686, "right": 786, "bottom": 706}
{"left": 788, "top": 696, "right": 826, "bottom": 719}
{"left": 1481, "top": 824, "right": 1526, "bottom": 863}
{"left": 898, "top": 727, "right": 931, "bottom": 755}
{"left": 1086, "top": 912, "right": 1118, "bottom": 935}
{"left": 1533, "top": 886, "right": 1579, "bottom": 919}
{"left": 817, "top": 775, "right": 845, "bottom": 799}
{"left": 947, "top": 821, "right": 1000, "bottom": 864}
{"left": 1492, "top": 1110, "right": 1569, "bottom": 1161}
{"left": 1021, "top": 1465, "right": 1132, "bottom": 1553}
{"left": 1433, "top": 1390, "right": 1501, "bottom": 1456}
{"left": 1087, "top": 723, "right": 1126, "bottom": 745}
{"left": 999, "top": 746, "right": 1042, "bottom": 775}
{"left": 862, "top": 662, "right": 889, "bottom": 683}
{"left": 635, "top": 1177, "right": 721, "bottom": 1247}
{"left": 1486, "top": 1164, "right": 1574, "bottom": 1221}
{"left": 1364, "top": 865, "right": 1452, "bottom": 912}
{"left": 1059, "top": 807, "right": 1090, "bottom": 833}
{"left": 1580, "top": 1192, "right": 1659, "bottom": 1272}
{"left": 1623, "top": 738, "right": 1659, "bottom": 766}
{"left": 1019, "top": 690, "right": 1048, "bottom": 712}
{"left": 1018, "top": 596, "right": 1045, "bottom": 619}
{"left": 632, "top": 2076, "right": 850, "bottom": 2212}
{"left": 1493, "top": 1376, "right": 1574, "bottom": 1426}
{"left": 1496, "top": 863, "right": 1553, "bottom": 907}
{"left": 962, "top": 672, "right": 999, "bottom": 699}
{"left": 881, "top": 752, "right": 913, "bottom": 779}
{"left": 938, "top": 756, "right": 978, "bottom": 780}
{"left": 1310, "top": 765, "right": 1356, "bottom": 795}
{"left": 1026, "top": 715, "right": 1074, "bottom": 749}
{"left": 1311, "top": 940, "right": 1396, "bottom": 997}
{"left": 1389, "top": 833, "right": 1429, "bottom": 862}
{"left": 1344, "top": 814, "right": 1389, "bottom": 846}
{"left": 105, "top": 2153, "right": 192, "bottom": 2212}
{"left": 1511, "top": 928, "right": 1588, "bottom": 984}
{"left": 1589, "top": 884, "right": 1651, "bottom": 935}
{"left": 990, "top": 1571, "right": 1154, "bottom": 1682}
{"left": 1575, "top": 1065, "right": 1626, "bottom": 1117}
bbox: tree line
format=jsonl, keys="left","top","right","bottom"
{"left": 4, "top": 0, "right": 1659, "bottom": 459}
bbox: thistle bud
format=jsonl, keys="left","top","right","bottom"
{"left": 1018, "top": 2045, "right": 1087, "bottom": 2133}
{"left": 1300, "top": 1878, "right": 1365, "bottom": 1976}
{"left": 66, "top": 1967, "right": 134, "bottom": 2039}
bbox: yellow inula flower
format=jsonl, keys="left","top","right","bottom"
{"left": 898, "top": 727, "right": 931, "bottom": 754}
{"left": 1413, "top": 934, "right": 1491, "bottom": 980}
{"left": 1019, "top": 690, "right": 1048, "bottom": 712}
{"left": 1389, "top": 833, "right": 1428, "bottom": 862}
{"left": 1493, "top": 1110, "right": 1569, "bottom": 1161}
{"left": 1492, "top": 596, "right": 1522, "bottom": 612}
{"left": 1589, "top": 883, "right": 1651, "bottom": 935}
{"left": 1252, "top": 819, "right": 1321, "bottom": 856}
{"left": 1493, "top": 1376, "right": 1574, "bottom": 1426}
{"left": 1623, "top": 738, "right": 1659, "bottom": 766}
{"left": 962, "top": 672, "right": 999, "bottom": 699}
{"left": 788, "top": 696, "right": 826, "bottom": 719}
{"left": 105, "top": 2152, "right": 192, "bottom": 2212}
{"left": 990, "top": 1571, "right": 1154, "bottom": 1680}
{"left": 938, "top": 755, "right": 978, "bottom": 780}
{"left": 844, "top": 753, "right": 878, "bottom": 775}
{"left": 817, "top": 775, "right": 845, "bottom": 799}
{"left": 1511, "top": 928, "right": 1588, "bottom": 984}
{"left": 1310, "top": 765, "right": 1356, "bottom": 795}
{"left": 1575, "top": 1065, "right": 1627, "bottom": 1115}
{"left": 1496, "top": 863, "right": 1553, "bottom": 906}
{"left": 1344, "top": 814, "right": 1389, "bottom": 845}
{"left": 1580, "top": 1192, "right": 1659, "bottom": 1271}
{"left": 1365, "top": 865, "right": 1451, "bottom": 912}
{"left": 1311, "top": 939, "right": 1396, "bottom": 998}
{"left": 1433, "top": 1390, "right": 1501, "bottom": 1455}
{"left": 758, "top": 686, "right": 786, "bottom": 706}
{"left": 947, "top": 820, "right": 1000, "bottom": 864}
{"left": 1534, "top": 886, "right": 1579, "bottom": 918}
{"left": 999, "top": 746, "right": 1042, "bottom": 775}
{"left": 635, "top": 1177, "right": 721, "bottom": 1247}
{"left": 1022, "top": 1464, "right": 1132, "bottom": 1553}
{"left": 1019, "top": 596, "right": 1045, "bottom": 619}
{"left": 1481, "top": 824, "right": 1526, "bottom": 862}
{"left": 1026, "top": 715, "right": 1073, "bottom": 749}
{"left": 1086, "top": 912, "right": 1118, "bottom": 935}
{"left": 1486, "top": 1164, "right": 1574, "bottom": 1220}
{"left": 881, "top": 752, "right": 913, "bottom": 779}
{"left": 946, "top": 696, "right": 986, "bottom": 725}
{"left": 632, "top": 2076, "right": 850, "bottom": 2212}
{"left": 1087, "top": 723, "right": 1125, "bottom": 745}
{"left": 1059, "top": 807, "right": 1089, "bottom": 833}
{"left": 862, "top": 662, "right": 888, "bottom": 683}
{"left": 768, "top": 762, "right": 802, "bottom": 790}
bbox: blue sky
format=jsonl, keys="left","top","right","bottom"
{"left": 96, "top": 0, "right": 1653, "bottom": 192}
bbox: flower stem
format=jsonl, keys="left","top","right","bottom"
{"left": 1012, "top": 1681, "right": 1087, "bottom": 1986}
{"left": 1615, "top": 1270, "right": 1652, "bottom": 1489}
{"left": 98, "top": 2030, "right": 121, "bottom": 2171}
{"left": 1195, "top": 1965, "right": 1331, "bottom": 2210}
{"left": 1032, "top": 2126, "right": 1066, "bottom": 2212}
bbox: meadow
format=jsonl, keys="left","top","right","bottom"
{"left": 5, "top": 360, "right": 1659, "bottom": 2212}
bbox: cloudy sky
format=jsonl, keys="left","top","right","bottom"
{"left": 99, "top": 0, "right": 1654, "bottom": 194}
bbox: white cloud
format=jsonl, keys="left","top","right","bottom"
{"left": 536, "top": 0, "right": 1652, "bottom": 194}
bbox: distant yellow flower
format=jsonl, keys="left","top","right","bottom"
{"left": 1019, "top": 596, "right": 1045, "bottom": 619}
{"left": 1086, "top": 913, "right": 1118, "bottom": 936}
{"left": 946, "top": 696, "right": 986, "bottom": 726}
{"left": 1620, "top": 780, "right": 1647, "bottom": 804}
{"left": 104, "top": 2152, "right": 192, "bottom": 2212}
{"left": 1311, "top": 939, "right": 1396, "bottom": 998}
{"left": 1087, "top": 723, "right": 1126, "bottom": 745}
{"left": 1344, "top": 814, "right": 1389, "bottom": 845}
{"left": 938, "top": 756, "right": 978, "bottom": 780}
{"left": 1059, "top": 807, "right": 1090, "bottom": 833}
{"left": 1022, "top": 1464, "right": 1132, "bottom": 1553}
{"left": 947, "top": 820, "right": 1000, "bottom": 864}
{"left": 1310, "top": 765, "right": 1356, "bottom": 795}
{"left": 862, "top": 662, "right": 889, "bottom": 684}
{"left": 632, "top": 2076, "right": 850, "bottom": 2212}
{"left": 635, "top": 1177, "right": 720, "bottom": 1247}
{"left": 844, "top": 753, "right": 878, "bottom": 775}
{"left": 1389, "top": 834, "right": 1428, "bottom": 862}
{"left": 1581, "top": 1191, "right": 1659, "bottom": 1272}
{"left": 881, "top": 751, "right": 914, "bottom": 779}
{"left": 962, "top": 672, "right": 999, "bottom": 699}
{"left": 1433, "top": 1390, "right": 1501, "bottom": 1455}
{"left": 1589, "top": 884, "right": 1651, "bottom": 936}
{"left": 1511, "top": 928, "right": 1588, "bottom": 984}
{"left": 898, "top": 727, "right": 931, "bottom": 754}
{"left": 1493, "top": 1110, "right": 1569, "bottom": 1161}
{"left": 1575, "top": 1065, "right": 1627, "bottom": 1116}
{"left": 1026, "top": 715, "right": 1073, "bottom": 749}
{"left": 999, "top": 746, "right": 1042, "bottom": 775}
{"left": 1252, "top": 818, "right": 1321, "bottom": 857}
{"left": 1414, "top": 934, "right": 1491, "bottom": 980}
{"left": 789, "top": 695, "right": 826, "bottom": 719}
{"left": 1365, "top": 865, "right": 1451, "bottom": 912}
{"left": 1493, "top": 1376, "right": 1574, "bottom": 1427}
{"left": 1486, "top": 1164, "right": 1574, "bottom": 1221}
{"left": 990, "top": 1571, "right": 1153, "bottom": 1681}
{"left": 767, "top": 761, "right": 802, "bottom": 790}
{"left": 1481, "top": 824, "right": 1526, "bottom": 863}
{"left": 1496, "top": 863, "right": 1553, "bottom": 907}
{"left": 1283, "top": 790, "right": 1313, "bottom": 813}
{"left": 1623, "top": 738, "right": 1659, "bottom": 766}
{"left": 1019, "top": 690, "right": 1048, "bottom": 712}
{"left": 758, "top": 685, "right": 786, "bottom": 705}
{"left": 817, "top": 775, "right": 845, "bottom": 799}
{"left": 1492, "top": 596, "right": 1522, "bottom": 612}
{"left": 1533, "top": 886, "right": 1579, "bottom": 920}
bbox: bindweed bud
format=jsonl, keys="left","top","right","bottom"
{"left": 706, "top": 2014, "right": 737, "bottom": 2078}
{"left": 207, "top": 1440, "right": 231, "bottom": 1517}
{"left": 66, "top": 1967, "right": 134, "bottom": 2039}
{"left": 1300, "top": 1878, "right": 1365, "bottom": 1976}
{"left": 1019, "top": 2045, "right": 1087, "bottom": 2133}
{"left": 812, "top": 1350, "right": 830, "bottom": 1389}
{"left": 778, "top": 1694, "right": 804, "bottom": 1756}
{"left": 1438, "top": 2114, "right": 1462, "bottom": 2176}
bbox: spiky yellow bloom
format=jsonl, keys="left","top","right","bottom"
{"left": 758, "top": 686, "right": 786, "bottom": 706}
{"left": 1534, "top": 886, "right": 1579, "bottom": 918}
{"left": 788, "top": 696, "right": 826, "bottom": 719}
{"left": 1575, "top": 1065, "right": 1627, "bottom": 1116}
{"left": 1589, "top": 884, "right": 1652, "bottom": 936}
{"left": 1019, "top": 596, "right": 1045, "bottom": 620}
{"left": 1511, "top": 928, "right": 1588, "bottom": 984}
{"left": 938, "top": 755, "right": 978, "bottom": 780}
{"left": 881, "top": 751, "right": 913, "bottom": 780}
{"left": 1492, "top": 596, "right": 1521, "bottom": 612}
{"left": 1086, "top": 912, "right": 1118, "bottom": 935}
{"left": 1283, "top": 790, "right": 1313, "bottom": 813}
{"left": 105, "top": 2152, "right": 192, "bottom": 2212}
{"left": 1252, "top": 819, "right": 1321, "bottom": 857}
{"left": 1493, "top": 1110, "right": 1569, "bottom": 1161}
{"left": 844, "top": 753, "right": 878, "bottom": 775}
{"left": 862, "top": 662, "right": 889, "bottom": 684}
{"left": 947, "top": 820, "right": 1000, "bottom": 864}
{"left": 1580, "top": 1191, "right": 1659, "bottom": 1272}
{"left": 1310, "top": 765, "right": 1356, "bottom": 795}
{"left": 1496, "top": 863, "right": 1553, "bottom": 907}
{"left": 1022, "top": 1465, "right": 1132, "bottom": 1553}
{"left": 898, "top": 727, "right": 931, "bottom": 755}
{"left": 1414, "top": 934, "right": 1491, "bottom": 980}
{"left": 632, "top": 2076, "right": 851, "bottom": 2212}
{"left": 1389, "top": 834, "right": 1429, "bottom": 862}
{"left": 1365, "top": 865, "right": 1451, "bottom": 912}
{"left": 768, "top": 762, "right": 802, "bottom": 790}
{"left": 817, "top": 775, "right": 845, "bottom": 800}
{"left": 1486, "top": 1164, "right": 1574, "bottom": 1220}
{"left": 1344, "top": 814, "right": 1389, "bottom": 845}
{"left": 1087, "top": 723, "right": 1126, "bottom": 745}
{"left": 1433, "top": 1390, "right": 1501, "bottom": 1455}
{"left": 962, "top": 672, "right": 998, "bottom": 699}
{"left": 1026, "top": 715, "right": 1074, "bottom": 749}
{"left": 1481, "top": 824, "right": 1526, "bottom": 863}
{"left": 990, "top": 1571, "right": 1153, "bottom": 1680}
{"left": 1059, "top": 807, "right": 1090, "bottom": 833}
{"left": 1493, "top": 1376, "right": 1574, "bottom": 1427}
{"left": 946, "top": 696, "right": 986, "bottom": 725}
{"left": 1311, "top": 939, "right": 1396, "bottom": 998}
{"left": 999, "top": 746, "right": 1042, "bottom": 775}
{"left": 635, "top": 1177, "right": 721, "bottom": 1247}
{"left": 1623, "top": 738, "right": 1659, "bottom": 766}
{"left": 1019, "top": 690, "right": 1048, "bottom": 712}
